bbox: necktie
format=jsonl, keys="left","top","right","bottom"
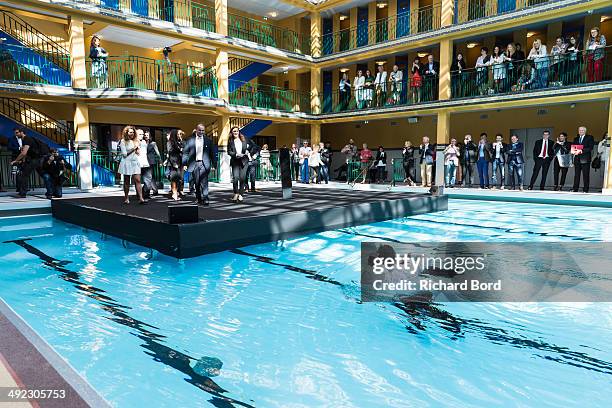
{"left": 579, "top": 136, "right": 584, "bottom": 144}
{"left": 541, "top": 140, "right": 547, "bottom": 158}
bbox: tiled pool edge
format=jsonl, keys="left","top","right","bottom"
{"left": 0, "top": 298, "right": 111, "bottom": 408}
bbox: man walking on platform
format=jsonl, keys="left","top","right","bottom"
{"left": 182, "top": 124, "right": 216, "bottom": 205}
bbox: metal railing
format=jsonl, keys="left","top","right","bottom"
{"left": 0, "top": 97, "right": 73, "bottom": 146}
{"left": 0, "top": 10, "right": 71, "bottom": 72}
{"left": 0, "top": 43, "right": 71, "bottom": 86}
{"left": 451, "top": 47, "right": 612, "bottom": 99}
{"left": 323, "top": 77, "right": 437, "bottom": 113}
{"left": 228, "top": 57, "right": 253, "bottom": 75}
{"left": 322, "top": 3, "right": 441, "bottom": 55}
{"left": 0, "top": 151, "right": 77, "bottom": 189}
{"left": 228, "top": 13, "right": 310, "bottom": 54}
{"left": 455, "top": 0, "right": 553, "bottom": 24}
{"left": 85, "top": 55, "right": 217, "bottom": 97}
{"left": 229, "top": 81, "right": 311, "bottom": 113}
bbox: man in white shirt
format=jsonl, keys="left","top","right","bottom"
{"left": 298, "top": 140, "right": 312, "bottom": 183}
{"left": 374, "top": 65, "right": 388, "bottom": 107}
{"left": 528, "top": 130, "right": 554, "bottom": 190}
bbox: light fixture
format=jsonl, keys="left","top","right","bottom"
{"left": 570, "top": 103, "right": 576, "bottom": 109}
{"left": 417, "top": 52, "right": 428, "bottom": 58}
{"left": 269, "top": 11, "right": 278, "bottom": 18}
{"left": 601, "top": 15, "right": 611, "bottom": 22}
{"left": 364, "top": 120, "right": 369, "bottom": 124}
{"left": 153, "top": 47, "right": 162, "bottom": 52}
{"left": 339, "top": 68, "right": 350, "bottom": 73}
{"left": 377, "top": 1, "right": 388, "bottom": 8}
{"left": 339, "top": 15, "right": 348, "bottom": 21}
{"left": 526, "top": 31, "right": 537, "bottom": 38}
{"left": 466, "top": 42, "right": 479, "bottom": 49}
{"left": 263, "top": 16, "right": 268, "bottom": 20}
{"left": 375, "top": 60, "right": 386, "bottom": 65}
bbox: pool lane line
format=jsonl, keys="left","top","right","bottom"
{"left": 4, "top": 238, "right": 257, "bottom": 408}
{"left": 233, "top": 246, "right": 612, "bottom": 376}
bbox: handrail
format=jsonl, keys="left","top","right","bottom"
{"left": 322, "top": 3, "right": 441, "bottom": 55}
{"left": 0, "top": 10, "right": 70, "bottom": 72}
{"left": 228, "top": 57, "right": 253, "bottom": 75}
{"left": 455, "top": 0, "right": 555, "bottom": 24}
{"left": 85, "top": 55, "right": 217, "bottom": 97}
{"left": 0, "top": 97, "right": 73, "bottom": 146}
{"left": 229, "top": 80, "right": 311, "bottom": 113}
{"left": 228, "top": 13, "right": 310, "bottom": 55}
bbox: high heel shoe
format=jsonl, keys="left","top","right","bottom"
{"left": 237, "top": 194, "right": 244, "bottom": 202}
{"left": 231, "top": 194, "right": 238, "bottom": 203}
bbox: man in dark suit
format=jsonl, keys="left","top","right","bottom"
{"left": 461, "top": 134, "right": 477, "bottom": 187}
{"left": 245, "top": 138, "right": 261, "bottom": 193}
{"left": 572, "top": 126, "right": 595, "bottom": 192}
{"left": 422, "top": 54, "right": 439, "bottom": 101}
{"left": 529, "top": 130, "right": 555, "bottom": 190}
{"left": 476, "top": 133, "right": 492, "bottom": 189}
{"left": 507, "top": 134, "right": 525, "bottom": 190}
{"left": 491, "top": 133, "right": 508, "bottom": 189}
{"left": 182, "top": 123, "right": 217, "bottom": 205}
{"left": 143, "top": 130, "right": 161, "bottom": 197}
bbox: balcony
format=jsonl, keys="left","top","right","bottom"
{"left": 455, "top": 0, "right": 555, "bottom": 24}
{"left": 229, "top": 81, "right": 311, "bottom": 113}
{"left": 322, "top": 3, "right": 442, "bottom": 56}
{"left": 0, "top": 43, "right": 71, "bottom": 87}
{"left": 228, "top": 13, "right": 311, "bottom": 55}
{"left": 85, "top": 56, "right": 217, "bottom": 97}
{"left": 451, "top": 47, "right": 612, "bottom": 100}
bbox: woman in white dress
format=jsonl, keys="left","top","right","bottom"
{"left": 118, "top": 125, "right": 145, "bottom": 205}
{"left": 353, "top": 70, "right": 365, "bottom": 109}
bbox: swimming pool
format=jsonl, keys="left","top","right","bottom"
{"left": 1, "top": 200, "right": 611, "bottom": 407}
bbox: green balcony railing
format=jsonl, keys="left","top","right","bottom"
{"left": 323, "top": 78, "right": 437, "bottom": 114}
{"left": 322, "top": 3, "right": 441, "bottom": 56}
{"left": 455, "top": 0, "right": 554, "bottom": 24}
{"left": 0, "top": 151, "right": 77, "bottom": 188}
{"left": 229, "top": 81, "right": 311, "bottom": 113}
{"left": 86, "top": 56, "right": 217, "bottom": 97}
{"left": 228, "top": 13, "right": 311, "bottom": 55}
{"left": 451, "top": 47, "right": 612, "bottom": 99}
{"left": 0, "top": 43, "right": 71, "bottom": 87}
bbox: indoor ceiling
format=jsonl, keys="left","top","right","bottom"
{"left": 94, "top": 26, "right": 182, "bottom": 49}
{"left": 228, "top": 0, "right": 307, "bottom": 20}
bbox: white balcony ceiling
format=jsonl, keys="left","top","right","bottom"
{"left": 94, "top": 26, "right": 182, "bottom": 49}
{"left": 229, "top": 0, "right": 306, "bottom": 20}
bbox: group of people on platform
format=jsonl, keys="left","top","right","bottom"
{"left": 2, "top": 127, "right": 72, "bottom": 199}
{"left": 289, "top": 141, "right": 333, "bottom": 184}
{"left": 392, "top": 127, "right": 608, "bottom": 193}
{"left": 337, "top": 27, "right": 608, "bottom": 111}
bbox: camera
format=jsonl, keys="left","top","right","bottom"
{"left": 163, "top": 46, "right": 172, "bottom": 57}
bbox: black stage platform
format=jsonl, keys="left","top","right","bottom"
{"left": 52, "top": 188, "right": 447, "bottom": 258}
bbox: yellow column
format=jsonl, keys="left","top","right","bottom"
{"left": 441, "top": 0, "right": 455, "bottom": 27}
{"left": 439, "top": 38, "right": 452, "bottom": 101}
{"left": 311, "top": 11, "right": 322, "bottom": 58}
{"left": 215, "top": 0, "right": 228, "bottom": 36}
{"left": 311, "top": 123, "right": 321, "bottom": 146}
{"left": 435, "top": 110, "right": 450, "bottom": 188}
{"left": 388, "top": 0, "right": 397, "bottom": 41}
{"left": 73, "top": 103, "right": 93, "bottom": 190}
{"left": 368, "top": 2, "right": 376, "bottom": 45}
{"left": 604, "top": 97, "right": 612, "bottom": 194}
{"left": 311, "top": 67, "right": 321, "bottom": 114}
{"left": 350, "top": 8, "right": 358, "bottom": 49}
{"left": 217, "top": 114, "right": 232, "bottom": 183}
{"left": 215, "top": 48, "right": 229, "bottom": 101}
{"left": 69, "top": 17, "right": 87, "bottom": 88}
{"left": 410, "top": 0, "right": 419, "bottom": 34}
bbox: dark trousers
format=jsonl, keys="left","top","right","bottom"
{"left": 376, "top": 166, "right": 385, "bottom": 182}
{"left": 573, "top": 160, "right": 591, "bottom": 192}
{"left": 476, "top": 158, "right": 489, "bottom": 188}
{"left": 291, "top": 161, "right": 300, "bottom": 181}
{"left": 17, "top": 159, "right": 39, "bottom": 196}
{"left": 319, "top": 164, "right": 329, "bottom": 183}
{"left": 529, "top": 157, "right": 552, "bottom": 190}
{"left": 246, "top": 161, "right": 257, "bottom": 190}
{"left": 231, "top": 163, "right": 247, "bottom": 195}
{"left": 403, "top": 162, "right": 415, "bottom": 182}
{"left": 553, "top": 160, "right": 569, "bottom": 188}
{"left": 41, "top": 173, "right": 62, "bottom": 198}
{"left": 508, "top": 161, "right": 523, "bottom": 189}
{"left": 462, "top": 162, "right": 475, "bottom": 186}
{"left": 192, "top": 161, "right": 211, "bottom": 200}
{"left": 141, "top": 166, "right": 156, "bottom": 198}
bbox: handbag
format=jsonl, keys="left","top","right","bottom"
{"left": 592, "top": 155, "right": 601, "bottom": 169}
{"left": 557, "top": 153, "right": 573, "bottom": 168}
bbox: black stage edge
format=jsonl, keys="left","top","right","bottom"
{"left": 52, "top": 188, "right": 447, "bottom": 258}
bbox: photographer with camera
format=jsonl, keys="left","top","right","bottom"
{"left": 40, "top": 149, "right": 72, "bottom": 199}
{"left": 10, "top": 128, "right": 50, "bottom": 198}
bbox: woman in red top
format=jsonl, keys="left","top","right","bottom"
{"left": 410, "top": 57, "right": 423, "bottom": 104}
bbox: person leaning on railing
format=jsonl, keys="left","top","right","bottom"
{"left": 353, "top": 70, "right": 365, "bottom": 109}
{"left": 564, "top": 36, "right": 581, "bottom": 85}
{"left": 89, "top": 35, "right": 108, "bottom": 88}
{"left": 339, "top": 73, "right": 351, "bottom": 111}
{"left": 475, "top": 47, "right": 491, "bottom": 96}
{"left": 528, "top": 39, "right": 549, "bottom": 89}
{"left": 410, "top": 58, "right": 423, "bottom": 104}
{"left": 490, "top": 46, "right": 509, "bottom": 94}
{"left": 451, "top": 53, "right": 466, "bottom": 98}
{"left": 374, "top": 65, "right": 387, "bottom": 107}
{"left": 389, "top": 64, "right": 403, "bottom": 105}
{"left": 586, "top": 27, "right": 606, "bottom": 83}
{"left": 550, "top": 37, "right": 567, "bottom": 86}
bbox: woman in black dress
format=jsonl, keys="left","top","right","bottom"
{"left": 227, "top": 126, "right": 248, "bottom": 202}
{"left": 402, "top": 141, "right": 416, "bottom": 185}
{"left": 166, "top": 129, "right": 184, "bottom": 201}
{"left": 450, "top": 53, "right": 466, "bottom": 98}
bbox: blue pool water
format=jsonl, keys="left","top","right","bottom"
{"left": 0, "top": 200, "right": 611, "bottom": 407}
